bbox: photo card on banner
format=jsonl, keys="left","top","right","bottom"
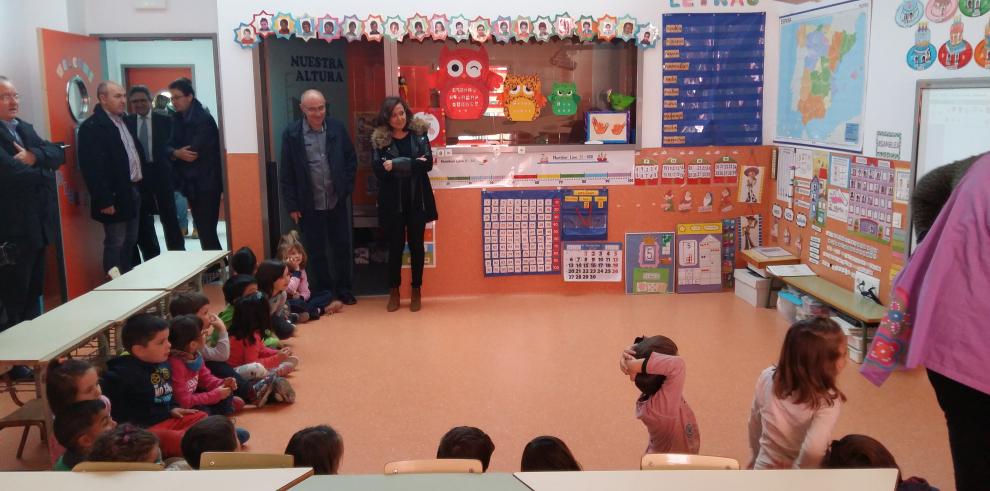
{"left": 407, "top": 14, "right": 430, "bottom": 42}
{"left": 342, "top": 15, "right": 363, "bottom": 42}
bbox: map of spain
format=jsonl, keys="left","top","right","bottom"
{"left": 776, "top": 2, "right": 869, "bottom": 151}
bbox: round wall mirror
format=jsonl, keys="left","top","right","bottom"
{"left": 66, "top": 76, "right": 90, "bottom": 123}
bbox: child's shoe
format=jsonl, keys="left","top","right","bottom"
{"left": 235, "top": 427, "right": 250, "bottom": 445}
{"left": 327, "top": 300, "right": 344, "bottom": 314}
{"left": 232, "top": 396, "right": 245, "bottom": 413}
{"left": 272, "top": 377, "right": 296, "bottom": 404}
{"left": 251, "top": 374, "right": 277, "bottom": 408}
{"left": 273, "top": 356, "right": 299, "bottom": 377}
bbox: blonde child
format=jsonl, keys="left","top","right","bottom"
{"left": 748, "top": 317, "right": 847, "bottom": 469}
{"left": 619, "top": 335, "right": 701, "bottom": 455}
{"left": 227, "top": 291, "right": 297, "bottom": 405}
{"left": 278, "top": 232, "right": 342, "bottom": 322}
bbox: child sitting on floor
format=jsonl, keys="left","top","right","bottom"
{"left": 167, "top": 315, "right": 243, "bottom": 414}
{"left": 520, "top": 435, "right": 582, "bottom": 472}
{"left": 229, "top": 246, "right": 257, "bottom": 277}
{"left": 277, "top": 232, "right": 342, "bottom": 322}
{"left": 748, "top": 318, "right": 847, "bottom": 469}
{"left": 175, "top": 415, "right": 241, "bottom": 470}
{"left": 219, "top": 274, "right": 279, "bottom": 349}
{"left": 45, "top": 358, "right": 113, "bottom": 464}
{"left": 619, "top": 335, "right": 701, "bottom": 455}
{"left": 436, "top": 426, "right": 495, "bottom": 472}
{"left": 87, "top": 424, "right": 162, "bottom": 465}
{"left": 255, "top": 259, "right": 296, "bottom": 339}
{"left": 52, "top": 399, "right": 117, "bottom": 470}
{"left": 285, "top": 425, "right": 344, "bottom": 475}
{"left": 227, "top": 292, "right": 297, "bottom": 405}
{"left": 823, "top": 434, "right": 939, "bottom": 491}
{"left": 101, "top": 314, "right": 208, "bottom": 459}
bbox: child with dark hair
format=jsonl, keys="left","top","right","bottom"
{"left": 230, "top": 246, "right": 258, "bottom": 276}
{"left": 748, "top": 318, "right": 847, "bottom": 469}
{"left": 285, "top": 425, "right": 344, "bottom": 475}
{"left": 221, "top": 274, "right": 280, "bottom": 349}
{"left": 619, "top": 335, "right": 700, "bottom": 455}
{"left": 87, "top": 424, "right": 162, "bottom": 464}
{"left": 101, "top": 313, "right": 207, "bottom": 459}
{"left": 167, "top": 315, "right": 243, "bottom": 414}
{"left": 52, "top": 399, "right": 117, "bottom": 470}
{"left": 180, "top": 415, "right": 240, "bottom": 470}
{"left": 436, "top": 426, "right": 495, "bottom": 471}
{"left": 256, "top": 259, "right": 296, "bottom": 339}
{"left": 823, "top": 435, "right": 937, "bottom": 491}
{"left": 227, "top": 292, "right": 296, "bottom": 405}
{"left": 520, "top": 435, "right": 581, "bottom": 472}
{"left": 45, "top": 359, "right": 112, "bottom": 463}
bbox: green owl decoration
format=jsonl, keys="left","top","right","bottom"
{"left": 548, "top": 82, "right": 581, "bottom": 116}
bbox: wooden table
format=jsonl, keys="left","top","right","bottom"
{"left": 779, "top": 275, "right": 887, "bottom": 356}
{"left": 293, "top": 473, "right": 530, "bottom": 490}
{"left": 741, "top": 248, "right": 801, "bottom": 270}
{"left": 515, "top": 469, "right": 898, "bottom": 491}
{"left": 95, "top": 250, "right": 229, "bottom": 293}
{"left": 2, "top": 468, "right": 314, "bottom": 490}
{"left": 0, "top": 289, "right": 167, "bottom": 463}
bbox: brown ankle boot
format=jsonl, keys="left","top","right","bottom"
{"left": 410, "top": 287, "right": 422, "bottom": 312}
{"left": 387, "top": 288, "right": 400, "bottom": 312}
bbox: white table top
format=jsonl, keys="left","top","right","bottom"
{"left": 95, "top": 250, "right": 229, "bottom": 291}
{"left": 0, "top": 289, "right": 166, "bottom": 364}
{"left": 514, "top": 469, "right": 899, "bottom": 491}
{"left": 2, "top": 468, "right": 313, "bottom": 490}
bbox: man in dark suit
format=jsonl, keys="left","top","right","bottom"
{"left": 280, "top": 89, "right": 358, "bottom": 304}
{"left": 165, "top": 77, "right": 223, "bottom": 251}
{"left": 0, "top": 75, "right": 65, "bottom": 333}
{"left": 78, "top": 81, "right": 146, "bottom": 274}
{"left": 125, "top": 85, "right": 184, "bottom": 262}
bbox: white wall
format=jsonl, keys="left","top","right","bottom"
{"left": 82, "top": 0, "right": 218, "bottom": 35}
{"left": 0, "top": 0, "right": 76, "bottom": 138}
{"left": 214, "top": 0, "right": 781, "bottom": 153}
{"left": 103, "top": 39, "right": 219, "bottom": 117}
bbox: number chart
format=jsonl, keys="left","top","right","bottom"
{"left": 482, "top": 190, "right": 561, "bottom": 276}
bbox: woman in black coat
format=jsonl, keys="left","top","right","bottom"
{"left": 371, "top": 97, "right": 437, "bottom": 312}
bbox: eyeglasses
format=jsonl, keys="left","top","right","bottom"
{"left": 0, "top": 93, "right": 20, "bottom": 102}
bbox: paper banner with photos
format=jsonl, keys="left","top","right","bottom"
{"left": 236, "top": 11, "right": 655, "bottom": 49}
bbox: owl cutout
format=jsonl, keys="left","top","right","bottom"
{"left": 500, "top": 74, "right": 547, "bottom": 122}
{"left": 435, "top": 45, "right": 503, "bottom": 120}
{"left": 548, "top": 82, "right": 580, "bottom": 116}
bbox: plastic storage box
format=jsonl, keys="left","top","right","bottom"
{"left": 776, "top": 290, "right": 802, "bottom": 323}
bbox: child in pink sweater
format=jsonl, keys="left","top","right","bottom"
{"left": 278, "top": 232, "right": 342, "bottom": 322}
{"left": 167, "top": 315, "right": 241, "bottom": 414}
{"left": 619, "top": 335, "right": 701, "bottom": 455}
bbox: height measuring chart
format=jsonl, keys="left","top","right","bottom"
{"left": 482, "top": 190, "right": 561, "bottom": 276}
{"left": 675, "top": 222, "right": 724, "bottom": 293}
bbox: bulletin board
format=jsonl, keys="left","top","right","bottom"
{"left": 769, "top": 146, "right": 910, "bottom": 301}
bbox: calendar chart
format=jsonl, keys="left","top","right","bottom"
{"left": 563, "top": 243, "right": 623, "bottom": 282}
{"left": 675, "top": 222, "right": 724, "bottom": 293}
{"left": 482, "top": 190, "right": 561, "bottom": 276}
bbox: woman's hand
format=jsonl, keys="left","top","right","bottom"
{"left": 383, "top": 160, "right": 393, "bottom": 172}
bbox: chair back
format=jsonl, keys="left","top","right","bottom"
{"left": 640, "top": 453, "right": 740, "bottom": 470}
{"left": 72, "top": 461, "right": 163, "bottom": 472}
{"left": 199, "top": 451, "right": 294, "bottom": 470}
{"left": 384, "top": 458, "right": 483, "bottom": 474}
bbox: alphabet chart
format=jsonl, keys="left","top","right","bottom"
{"left": 563, "top": 243, "right": 623, "bottom": 282}
{"left": 482, "top": 190, "right": 561, "bottom": 276}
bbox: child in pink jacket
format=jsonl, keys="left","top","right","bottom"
{"left": 167, "top": 315, "right": 241, "bottom": 414}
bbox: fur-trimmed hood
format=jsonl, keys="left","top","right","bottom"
{"left": 371, "top": 116, "right": 432, "bottom": 149}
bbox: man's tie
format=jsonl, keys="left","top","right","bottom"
{"left": 138, "top": 116, "right": 150, "bottom": 162}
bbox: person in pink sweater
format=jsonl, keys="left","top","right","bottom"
{"left": 227, "top": 291, "right": 298, "bottom": 404}
{"left": 619, "top": 335, "right": 701, "bottom": 455}
{"left": 167, "top": 315, "right": 241, "bottom": 415}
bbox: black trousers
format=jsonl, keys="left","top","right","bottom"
{"left": 299, "top": 202, "right": 353, "bottom": 296}
{"left": 385, "top": 214, "right": 426, "bottom": 289}
{"left": 133, "top": 203, "right": 161, "bottom": 265}
{"left": 205, "top": 360, "right": 254, "bottom": 402}
{"left": 928, "top": 369, "right": 990, "bottom": 491}
{"left": 134, "top": 172, "right": 186, "bottom": 265}
{"left": 188, "top": 189, "right": 223, "bottom": 251}
{"left": 0, "top": 244, "right": 45, "bottom": 332}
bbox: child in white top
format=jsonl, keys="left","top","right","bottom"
{"left": 748, "top": 317, "right": 847, "bottom": 469}
{"left": 619, "top": 335, "right": 701, "bottom": 455}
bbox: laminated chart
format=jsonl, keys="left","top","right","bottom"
{"left": 625, "top": 232, "right": 675, "bottom": 294}
{"left": 482, "top": 190, "right": 561, "bottom": 276}
{"left": 563, "top": 243, "right": 622, "bottom": 282}
{"left": 676, "top": 222, "right": 724, "bottom": 293}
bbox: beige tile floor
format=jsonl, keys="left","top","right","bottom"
{"left": 0, "top": 291, "right": 953, "bottom": 488}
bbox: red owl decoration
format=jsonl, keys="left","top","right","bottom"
{"left": 434, "top": 45, "right": 503, "bottom": 120}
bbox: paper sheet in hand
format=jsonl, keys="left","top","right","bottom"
{"left": 767, "top": 264, "right": 817, "bottom": 277}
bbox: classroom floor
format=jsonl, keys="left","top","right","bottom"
{"left": 0, "top": 291, "right": 953, "bottom": 488}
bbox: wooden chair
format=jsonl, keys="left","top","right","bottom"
{"left": 0, "top": 398, "right": 47, "bottom": 458}
{"left": 384, "top": 458, "right": 483, "bottom": 475}
{"left": 73, "top": 461, "right": 163, "bottom": 472}
{"left": 199, "top": 451, "right": 294, "bottom": 470}
{"left": 641, "top": 453, "right": 740, "bottom": 470}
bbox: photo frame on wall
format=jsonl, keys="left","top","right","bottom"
{"left": 449, "top": 15, "right": 471, "bottom": 42}
{"left": 470, "top": 17, "right": 492, "bottom": 43}
{"left": 577, "top": 16, "right": 596, "bottom": 42}
{"left": 407, "top": 14, "right": 430, "bottom": 41}
{"left": 251, "top": 11, "right": 275, "bottom": 37}
{"left": 493, "top": 16, "right": 514, "bottom": 43}
{"left": 296, "top": 15, "right": 317, "bottom": 40}
{"left": 597, "top": 14, "right": 618, "bottom": 41}
{"left": 586, "top": 111, "right": 630, "bottom": 143}
{"left": 234, "top": 23, "right": 258, "bottom": 48}
{"left": 383, "top": 16, "right": 406, "bottom": 41}
{"left": 273, "top": 12, "right": 296, "bottom": 39}
{"left": 430, "top": 14, "right": 449, "bottom": 41}
{"left": 317, "top": 15, "right": 340, "bottom": 41}
{"left": 617, "top": 15, "right": 638, "bottom": 42}
{"left": 342, "top": 15, "right": 363, "bottom": 42}
{"left": 533, "top": 16, "right": 554, "bottom": 43}
{"left": 514, "top": 16, "right": 533, "bottom": 42}
{"left": 364, "top": 15, "right": 384, "bottom": 41}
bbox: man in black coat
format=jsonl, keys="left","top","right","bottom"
{"left": 165, "top": 77, "right": 223, "bottom": 251}
{"left": 0, "top": 76, "right": 65, "bottom": 332}
{"left": 78, "top": 81, "right": 147, "bottom": 275}
{"left": 125, "top": 85, "right": 184, "bottom": 260}
{"left": 279, "top": 89, "right": 358, "bottom": 304}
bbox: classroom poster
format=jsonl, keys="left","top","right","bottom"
{"left": 776, "top": 146, "right": 795, "bottom": 205}
{"left": 847, "top": 156, "right": 895, "bottom": 244}
{"left": 563, "top": 242, "right": 622, "bottom": 282}
{"left": 721, "top": 219, "right": 737, "bottom": 288}
{"left": 810, "top": 151, "right": 829, "bottom": 226}
{"left": 561, "top": 189, "right": 608, "bottom": 241}
{"left": 432, "top": 149, "right": 635, "bottom": 188}
{"left": 482, "top": 190, "right": 561, "bottom": 276}
{"left": 624, "top": 232, "right": 675, "bottom": 294}
{"left": 738, "top": 165, "right": 765, "bottom": 203}
{"left": 675, "top": 222, "right": 724, "bottom": 293}
{"left": 738, "top": 214, "right": 763, "bottom": 251}
{"left": 402, "top": 221, "right": 436, "bottom": 269}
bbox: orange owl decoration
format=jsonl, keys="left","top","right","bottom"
{"left": 500, "top": 74, "right": 547, "bottom": 122}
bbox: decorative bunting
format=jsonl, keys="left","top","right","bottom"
{"left": 493, "top": 16, "right": 514, "bottom": 43}
{"left": 637, "top": 23, "right": 658, "bottom": 48}
{"left": 617, "top": 15, "right": 638, "bottom": 42}
{"left": 296, "top": 14, "right": 318, "bottom": 41}
{"left": 597, "top": 15, "right": 618, "bottom": 41}
{"left": 449, "top": 15, "right": 471, "bottom": 43}
{"left": 364, "top": 15, "right": 384, "bottom": 42}
{"left": 470, "top": 17, "right": 493, "bottom": 44}
{"left": 234, "top": 23, "right": 258, "bottom": 48}
{"left": 430, "top": 14, "right": 450, "bottom": 41}
{"left": 553, "top": 13, "right": 576, "bottom": 39}
{"left": 273, "top": 12, "right": 296, "bottom": 39}
{"left": 533, "top": 16, "right": 554, "bottom": 43}
{"left": 384, "top": 16, "right": 406, "bottom": 41}
{"left": 317, "top": 15, "right": 341, "bottom": 42}
{"left": 407, "top": 14, "right": 430, "bottom": 42}
{"left": 577, "top": 16, "right": 596, "bottom": 42}
{"left": 342, "top": 16, "right": 363, "bottom": 42}
{"left": 252, "top": 11, "right": 275, "bottom": 37}
{"left": 514, "top": 16, "right": 533, "bottom": 43}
